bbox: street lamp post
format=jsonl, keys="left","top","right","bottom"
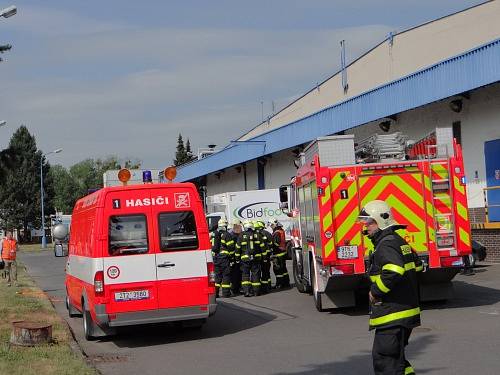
{"left": 40, "top": 148, "right": 62, "bottom": 248}
{"left": 0, "top": 5, "right": 16, "bottom": 18}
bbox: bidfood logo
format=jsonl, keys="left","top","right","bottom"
{"left": 234, "top": 202, "right": 284, "bottom": 220}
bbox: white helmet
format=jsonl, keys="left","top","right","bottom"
{"left": 218, "top": 218, "right": 228, "bottom": 230}
{"left": 358, "top": 200, "right": 398, "bottom": 230}
{"left": 243, "top": 220, "right": 254, "bottom": 231}
{"left": 268, "top": 218, "right": 282, "bottom": 227}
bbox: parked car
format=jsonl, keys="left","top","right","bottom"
{"left": 470, "top": 240, "right": 487, "bottom": 267}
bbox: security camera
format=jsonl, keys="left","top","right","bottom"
{"left": 449, "top": 99, "right": 463, "bottom": 113}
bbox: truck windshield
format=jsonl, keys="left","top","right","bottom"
{"left": 108, "top": 214, "right": 149, "bottom": 256}
{"left": 159, "top": 211, "right": 199, "bottom": 251}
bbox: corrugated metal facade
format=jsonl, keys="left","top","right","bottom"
{"left": 177, "top": 38, "right": 500, "bottom": 182}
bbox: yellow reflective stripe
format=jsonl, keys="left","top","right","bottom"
{"left": 220, "top": 251, "right": 230, "bottom": 255}
{"left": 454, "top": 175, "right": 465, "bottom": 195}
{"left": 415, "top": 264, "right": 423, "bottom": 272}
{"left": 276, "top": 252, "right": 287, "bottom": 257}
{"left": 251, "top": 282, "right": 261, "bottom": 286}
{"left": 457, "top": 201, "right": 468, "bottom": 221}
{"left": 459, "top": 227, "right": 471, "bottom": 247}
{"left": 221, "top": 284, "right": 231, "bottom": 288}
{"left": 226, "top": 240, "right": 234, "bottom": 245}
{"left": 370, "top": 275, "right": 377, "bottom": 282}
{"left": 321, "top": 183, "right": 331, "bottom": 206}
{"left": 324, "top": 238, "right": 334, "bottom": 258}
{"left": 382, "top": 263, "right": 405, "bottom": 275}
{"left": 405, "top": 365, "right": 415, "bottom": 374}
{"left": 370, "top": 307, "right": 421, "bottom": 327}
{"left": 215, "top": 283, "right": 221, "bottom": 287}
{"left": 241, "top": 281, "right": 251, "bottom": 285}
{"left": 375, "top": 276, "right": 390, "bottom": 293}
{"left": 323, "top": 211, "right": 332, "bottom": 231}
{"left": 241, "top": 255, "right": 250, "bottom": 259}
{"left": 404, "top": 262, "right": 416, "bottom": 271}
{"left": 432, "top": 163, "right": 448, "bottom": 179}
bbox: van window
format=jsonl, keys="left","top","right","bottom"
{"left": 109, "top": 215, "right": 149, "bottom": 256}
{"left": 206, "top": 215, "right": 221, "bottom": 232}
{"left": 159, "top": 211, "right": 199, "bottom": 251}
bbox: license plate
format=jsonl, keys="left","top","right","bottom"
{"left": 114, "top": 290, "right": 149, "bottom": 302}
{"left": 337, "top": 245, "right": 358, "bottom": 259}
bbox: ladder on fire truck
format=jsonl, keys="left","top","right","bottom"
{"left": 408, "top": 128, "right": 458, "bottom": 256}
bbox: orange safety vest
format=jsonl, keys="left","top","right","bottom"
{"left": 1, "top": 238, "right": 17, "bottom": 260}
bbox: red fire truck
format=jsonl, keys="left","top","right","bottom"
{"left": 54, "top": 167, "right": 217, "bottom": 339}
{"left": 280, "top": 128, "right": 472, "bottom": 311}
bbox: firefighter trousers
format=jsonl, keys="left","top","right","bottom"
{"left": 230, "top": 263, "right": 242, "bottom": 295}
{"left": 260, "top": 259, "right": 271, "bottom": 293}
{"left": 273, "top": 254, "right": 290, "bottom": 287}
{"left": 214, "top": 256, "right": 232, "bottom": 297}
{"left": 372, "top": 326, "right": 415, "bottom": 375}
{"left": 241, "top": 260, "right": 261, "bottom": 296}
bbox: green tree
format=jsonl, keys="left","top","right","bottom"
{"left": 0, "top": 126, "right": 54, "bottom": 241}
{"left": 186, "top": 138, "right": 195, "bottom": 162}
{"left": 49, "top": 165, "right": 79, "bottom": 214}
{"left": 174, "top": 134, "right": 188, "bottom": 166}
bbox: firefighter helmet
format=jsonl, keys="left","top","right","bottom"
{"left": 269, "top": 218, "right": 282, "bottom": 227}
{"left": 218, "top": 218, "right": 228, "bottom": 230}
{"left": 243, "top": 220, "right": 254, "bottom": 231}
{"left": 358, "top": 200, "right": 398, "bottom": 230}
{"left": 253, "top": 221, "right": 264, "bottom": 229}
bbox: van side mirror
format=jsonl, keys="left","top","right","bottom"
{"left": 54, "top": 243, "right": 68, "bottom": 257}
{"left": 279, "top": 185, "right": 288, "bottom": 203}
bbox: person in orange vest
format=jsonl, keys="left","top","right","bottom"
{"left": 1, "top": 231, "right": 18, "bottom": 287}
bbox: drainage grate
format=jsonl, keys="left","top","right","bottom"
{"left": 88, "top": 354, "right": 129, "bottom": 363}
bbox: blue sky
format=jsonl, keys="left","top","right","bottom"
{"left": 0, "top": 0, "right": 485, "bottom": 168}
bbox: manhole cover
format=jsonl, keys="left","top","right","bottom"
{"left": 88, "top": 354, "right": 129, "bottom": 363}
{"left": 413, "top": 327, "right": 432, "bottom": 333}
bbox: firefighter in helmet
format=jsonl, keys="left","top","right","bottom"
{"left": 229, "top": 219, "right": 243, "bottom": 295}
{"left": 211, "top": 218, "right": 234, "bottom": 298}
{"left": 270, "top": 219, "right": 289, "bottom": 289}
{"left": 254, "top": 221, "right": 273, "bottom": 294}
{"left": 358, "top": 200, "right": 423, "bottom": 375}
{"left": 236, "top": 220, "right": 262, "bottom": 297}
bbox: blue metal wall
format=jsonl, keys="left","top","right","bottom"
{"left": 177, "top": 38, "right": 500, "bottom": 182}
{"left": 485, "top": 139, "right": 500, "bottom": 222}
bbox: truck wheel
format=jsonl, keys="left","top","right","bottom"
{"left": 66, "top": 295, "right": 81, "bottom": 318}
{"left": 311, "top": 263, "right": 325, "bottom": 312}
{"left": 293, "top": 254, "right": 307, "bottom": 293}
{"left": 82, "top": 301, "right": 97, "bottom": 341}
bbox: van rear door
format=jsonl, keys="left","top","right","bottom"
{"left": 102, "top": 190, "right": 159, "bottom": 314}
{"left": 151, "top": 189, "right": 210, "bottom": 309}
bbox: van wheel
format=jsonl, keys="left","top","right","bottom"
{"left": 82, "top": 301, "right": 97, "bottom": 341}
{"left": 311, "top": 263, "right": 325, "bottom": 312}
{"left": 66, "top": 295, "right": 81, "bottom": 318}
{"left": 292, "top": 254, "right": 307, "bottom": 294}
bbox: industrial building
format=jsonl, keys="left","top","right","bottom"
{"left": 177, "top": 1, "right": 500, "bottom": 260}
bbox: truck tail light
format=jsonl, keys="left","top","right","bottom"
{"left": 207, "top": 262, "right": 216, "bottom": 286}
{"left": 94, "top": 271, "right": 105, "bottom": 296}
{"left": 440, "top": 256, "right": 463, "bottom": 268}
{"left": 330, "top": 264, "right": 354, "bottom": 275}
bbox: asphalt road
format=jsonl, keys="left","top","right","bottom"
{"left": 18, "top": 250, "right": 500, "bottom": 375}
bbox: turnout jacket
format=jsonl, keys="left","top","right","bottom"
{"left": 368, "top": 227, "right": 422, "bottom": 331}
{"left": 211, "top": 229, "right": 235, "bottom": 260}
{"left": 235, "top": 229, "right": 262, "bottom": 262}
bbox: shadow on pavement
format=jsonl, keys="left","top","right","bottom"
{"left": 109, "top": 299, "right": 277, "bottom": 348}
{"left": 270, "top": 334, "right": 442, "bottom": 375}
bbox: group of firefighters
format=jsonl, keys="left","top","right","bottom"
{"left": 210, "top": 218, "right": 290, "bottom": 298}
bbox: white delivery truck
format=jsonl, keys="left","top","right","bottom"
{"left": 205, "top": 189, "right": 292, "bottom": 238}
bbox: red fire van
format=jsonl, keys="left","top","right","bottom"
{"left": 56, "top": 172, "right": 216, "bottom": 340}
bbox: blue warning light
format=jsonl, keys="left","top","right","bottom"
{"left": 143, "top": 170, "right": 152, "bottom": 183}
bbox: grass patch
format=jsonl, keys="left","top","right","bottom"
{"left": 0, "top": 261, "right": 96, "bottom": 375}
